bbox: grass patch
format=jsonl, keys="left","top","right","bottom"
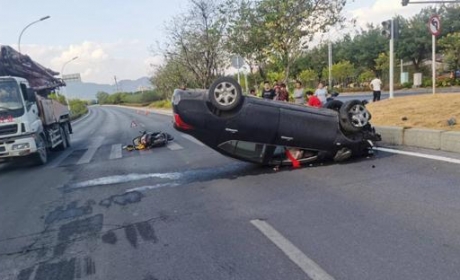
{"left": 367, "top": 93, "right": 460, "bottom": 131}
{"left": 148, "top": 99, "right": 172, "bottom": 109}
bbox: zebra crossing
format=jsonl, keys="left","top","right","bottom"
{"left": 46, "top": 133, "right": 205, "bottom": 168}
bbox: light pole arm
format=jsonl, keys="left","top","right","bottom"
{"left": 18, "top": 16, "right": 50, "bottom": 53}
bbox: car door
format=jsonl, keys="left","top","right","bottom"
{"left": 277, "top": 107, "right": 339, "bottom": 151}
{"left": 219, "top": 101, "right": 280, "bottom": 145}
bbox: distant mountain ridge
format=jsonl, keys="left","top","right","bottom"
{"left": 64, "top": 77, "right": 153, "bottom": 100}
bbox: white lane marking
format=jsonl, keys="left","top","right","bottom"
{"left": 251, "top": 220, "right": 335, "bottom": 280}
{"left": 181, "top": 134, "right": 205, "bottom": 146}
{"left": 66, "top": 172, "right": 181, "bottom": 190}
{"left": 167, "top": 142, "right": 184, "bottom": 151}
{"left": 76, "top": 136, "right": 105, "bottom": 165}
{"left": 140, "top": 123, "right": 146, "bottom": 128}
{"left": 375, "top": 147, "right": 460, "bottom": 165}
{"left": 109, "top": 144, "right": 122, "bottom": 160}
{"left": 126, "top": 183, "right": 181, "bottom": 193}
{"left": 47, "top": 149, "right": 74, "bottom": 169}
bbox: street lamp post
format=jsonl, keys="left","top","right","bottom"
{"left": 18, "top": 16, "right": 50, "bottom": 53}
{"left": 60, "top": 56, "right": 79, "bottom": 112}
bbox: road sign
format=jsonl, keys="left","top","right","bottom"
{"left": 230, "top": 55, "right": 244, "bottom": 69}
{"left": 429, "top": 15, "right": 441, "bottom": 36}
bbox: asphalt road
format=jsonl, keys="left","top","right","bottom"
{"left": 1, "top": 105, "right": 460, "bottom": 280}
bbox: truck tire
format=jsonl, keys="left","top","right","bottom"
{"left": 57, "top": 126, "right": 68, "bottom": 150}
{"left": 63, "top": 124, "right": 71, "bottom": 147}
{"left": 34, "top": 134, "right": 48, "bottom": 165}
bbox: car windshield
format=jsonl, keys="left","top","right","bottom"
{"left": 0, "top": 81, "right": 24, "bottom": 111}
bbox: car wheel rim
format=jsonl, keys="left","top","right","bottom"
{"left": 349, "top": 104, "right": 370, "bottom": 127}
{"left": 214, "top": 82, "right": 237, "bottom": 107}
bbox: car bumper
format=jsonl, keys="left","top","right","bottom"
{"left": 0, "top": 136, "right": 38, "bottom": 158}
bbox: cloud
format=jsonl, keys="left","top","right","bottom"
{"left": 348, "top": 0, "right": 433, "bottom": 29}
{"left": 18, "top": 41, "right": 163, "bottom": 84}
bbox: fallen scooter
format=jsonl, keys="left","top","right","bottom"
{"left": 125, "top": 130, "right": 174, "bottom": 151}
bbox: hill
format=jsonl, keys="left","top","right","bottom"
{"left": 64, "top": 77, "right": 153, "bottom": 100}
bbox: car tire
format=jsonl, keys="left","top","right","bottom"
{"left": 339, "top": 100, "right": 372, "bottom": 133}
{"left": 323, "top": 100, "right": 343, "bottom": 112}
{"left": 208, "top": 77, "right": 243, "bottom": 111}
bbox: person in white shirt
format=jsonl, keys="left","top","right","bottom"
{"left": 370, "top": 76, "right": 383, "bottom": 102}
{"left": 314, "top": 82, "right": 328, "bottom": 105}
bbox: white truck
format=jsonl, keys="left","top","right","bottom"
{"left": 0, "top": 45, "right": 72, "bottom": 165}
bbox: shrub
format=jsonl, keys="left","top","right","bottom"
{"left": 422, "top": 78, "right": 432, "bottom": 88}
{"left": 402, "top": 82, "right": 413, "bottom": 89}
{"left": 149, "top": 99, "right": 172, "bottom": 109}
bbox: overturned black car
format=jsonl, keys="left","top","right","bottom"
{"left": 172, "top": 77, "right": 381, "bottom": 166}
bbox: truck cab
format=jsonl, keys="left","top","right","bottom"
{"left": 0, "top": 76, "right": 71, "bottom": 165}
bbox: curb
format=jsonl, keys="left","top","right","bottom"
{"left": 71, "top": 109, "right": 91, "bottom": 125}
{"left": 375, "top": 126, "right": 460, "bottom": 153}
{"left": 108, "top": 105, "right": 173, "bottom": 116}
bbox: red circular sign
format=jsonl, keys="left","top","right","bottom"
{"left": 429, "top": 15, "right": 441, "bottom": 36}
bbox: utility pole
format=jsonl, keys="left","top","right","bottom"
{"left": 382, "top": 19, "right": 395, "bottom": 98}
{"left": 114, "top": 76, "right": 119, "bottom": 92}
{"left": 328, "top": 41, "right": 332, "bottom": 90}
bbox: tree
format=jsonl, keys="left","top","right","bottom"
{"left": 164, "top": 0, "right": 227, "bottom": 89}
{"left": 396, "top": 7, "right": 438, "bottom": 71}
{"left": 439, "top": 32, "right": 460, "bottom": 71}
{"left": 49, "top": 92, "right": 67, "bottom": 105}
{"left": 255, "top": 0, "right": 347, "bottom": 82}
{"left": 96, "top": 91, "right": 109, "bottom": 104}
{"left": 223, "top": 0, "right": 271, "bottom": 80}
{"left": 298, "top": 69, "right": 317, "bottom": 87}
{"left": 322, "top": 61, "right": 355, "bottom": 86}
{"left": 151, "top": 57, "right": 198, "bottom": 100}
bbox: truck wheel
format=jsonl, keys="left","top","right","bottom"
{"left": 57, "top": 126, "right": 68, "bottom": 150}
{"left": 63, "top": 124, "right": 71, "bottom": 147}
{"left": 34, "top": 135, "right": 48, "bottom": 165}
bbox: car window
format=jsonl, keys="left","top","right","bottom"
{"left": 218, "top": 140, "right": 266, "bottom": 163}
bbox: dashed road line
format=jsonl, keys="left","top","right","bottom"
{"left": 167, "top": 142, "right": 184, "bottom": 151}
{"left": 109, "top": 144, "right": 122, "bottom": 160}
{"left": 77, "top": 137, "right": 105, "bottom": 165}
{"left": 251, "top": 219, "right": 335, "bottom": 280}
{"left": 375, "top": 147, "right": 460, "bottom": 165}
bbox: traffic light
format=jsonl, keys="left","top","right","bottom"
{"left": 402, "top": 0, "right": 409, "bottom": 6}
{"left": 381, "top": 20, "right": 392, "bottom": 39}
{"left": 381, "top": 19, "right": 400, "bottom": 39}
{"left": 393, "top": 19, "right": 400, "bottom": 39}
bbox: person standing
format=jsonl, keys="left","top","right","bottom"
{"left": 370, "top": 76, "right": 383, "bottom": 102}
{"left": 278, "top": 83, "right": 290, "bottom": 102}
{"left": 293, "top": 80, "right": 305, "bottom": 105}
{"left": 314, "top": 82, "right": 328, "bottom": 105}
{"left": 261, "top": 81, "right": 275, "bottom": 100}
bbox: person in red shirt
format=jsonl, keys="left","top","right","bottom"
{"left": 306, "top": 90, "right": 321, "bottom": 108}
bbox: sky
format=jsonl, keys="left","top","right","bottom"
{"left": 0, "top": 0, "right": 434, "bottom": 84}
